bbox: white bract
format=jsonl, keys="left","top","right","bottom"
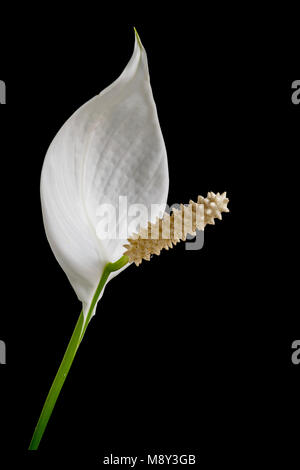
{"left": 40, "top": 32, "right": 169, "bottom": 318}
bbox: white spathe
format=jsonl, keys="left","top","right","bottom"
{"left": 40, "top": 32, "right": 169, "bottom": 315}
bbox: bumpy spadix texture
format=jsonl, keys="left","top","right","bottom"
{"left": 123, "top": 192, "right": 229, "bottom": 265}
{"left": 40, "top": 32, "right": 169, "bottom": 314}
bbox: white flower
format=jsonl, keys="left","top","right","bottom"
{"left": 40, "top": 31, "right": 169, "bottom": 318}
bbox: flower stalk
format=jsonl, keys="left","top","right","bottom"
{"left": 28, "top": 255, "right": 129, "bottom": 450}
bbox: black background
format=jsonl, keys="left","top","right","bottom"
{"left": 0, "top": 11, "right": 299, "bottom": 468}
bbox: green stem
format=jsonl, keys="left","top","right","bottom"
{"left": 28, "top": 255, "right": 129, "bottom": 451}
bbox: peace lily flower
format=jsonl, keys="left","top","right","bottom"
{"left": 29, "top": 29, "right": 168, "bottom": 451}
{"left": 29, "top": 29, "right": 229, "bottom": 450}
{"left": 40, "top": 29, "right": 168, "bottom": 321}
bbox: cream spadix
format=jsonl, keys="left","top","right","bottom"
{"left": 40, "top": 32, "right": 169, "bottom": 315}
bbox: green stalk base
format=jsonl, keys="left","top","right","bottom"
{"left": 28, "top": 255, "right": 129, "bottom": 450}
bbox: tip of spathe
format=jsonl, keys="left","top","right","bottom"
{"left": 133, "top": 26, "right": 143, "bottom": 49}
